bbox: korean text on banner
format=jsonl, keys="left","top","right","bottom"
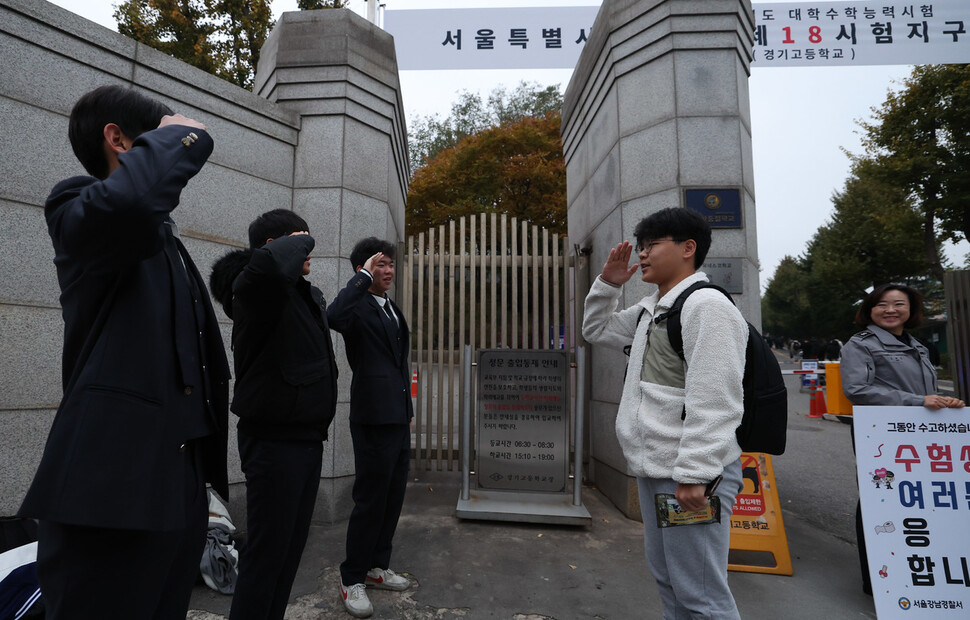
{"left": 383, "top": 7, "right": 598, "bottom": 70}
{"left": 753, "top": 0, "right": 970, "bottom": 67}
{"left": 728, "top": 453, "right": 793, "bottom": 575}
{"left": 854, "top": 405, "right": 970, "bottom": 618}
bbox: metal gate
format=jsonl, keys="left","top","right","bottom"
{"left": 399, "top": 213, "right": 580, "bottom": 471}
{"left": 944, "top": 270, "right": 969, "bottom": 401}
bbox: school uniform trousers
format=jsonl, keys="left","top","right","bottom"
{"left": 229, "top": 432, "right": 323, "bottom": 620}
{"left": 218, "top": 234, "right": 339, "bottom": 620}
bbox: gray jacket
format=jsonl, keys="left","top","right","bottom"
{"left": 839, "top": 324, "right": 937, "bottom": 406}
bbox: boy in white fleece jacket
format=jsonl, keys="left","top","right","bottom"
{"left": 582, "top": 207, "right": 747, "bottom": 619}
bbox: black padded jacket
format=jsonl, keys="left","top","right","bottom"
{"left": 210, "top": 234, "right": 338, "bottom": 441}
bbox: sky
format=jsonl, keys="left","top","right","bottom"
{"left": 47, "top": 0, "right": 969, "bottom": 287}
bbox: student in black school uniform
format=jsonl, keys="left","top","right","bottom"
{"left": 20, "top": 85, "right": 230, "bottom": 620}
{"left": 327, "top": 238, "right": 412, "bottom": 618}
{"left": 210, "top": 209, "right": 339, "bottom": 620}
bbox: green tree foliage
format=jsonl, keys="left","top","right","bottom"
{"left": 115, "top": 0, "right": 219, "bottom": 76}
{"left": 298, "top": 0, "right": 348, "bottom": 8}
{"left": 811, "top": 157, "right": 925, "bottom": 295}
{"left": 761, "top": 255, "right": 811, "bottom": 338}
{"left": 859, "top": 64, "right": 970, "bottom": 280}
{"left": 763, "top": 65, "right": 968, "bottom": 339}
{"left": 407, "top": 82, "right": 564, "bottom": 173}
{"left": 215, "top": 0, "right": 273, "bottom": 89}
{"left": 406, "top": 112, "right": 566, "bottom": 237}
{"left": 762, "top": 158, "right": 931, "bottom": 340}
{"left": 115, "top": 0, "right": 346, "bottom": 90}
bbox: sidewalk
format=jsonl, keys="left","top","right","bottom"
{"left": 188, "top": 468, "right": 877, "bottom": 619}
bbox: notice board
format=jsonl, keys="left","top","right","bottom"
{"left": 477, "top": 349, "right": 569, "bottom": 493}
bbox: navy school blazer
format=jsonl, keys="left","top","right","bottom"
{"left": 327, "top": 270, "right": 413, "bottom": 425}
{"left": 19, "top": 125, "right": 230, "bottom": 532}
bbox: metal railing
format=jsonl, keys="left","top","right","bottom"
{"left": 400, "top": 214, "right": 577, "bottom": 471}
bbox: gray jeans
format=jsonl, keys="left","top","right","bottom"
{"left": 637, "top": 459, "right": 743, "bottom": 620}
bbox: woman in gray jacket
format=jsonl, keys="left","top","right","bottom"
{"left": 840, "top": 283, "right": 964, "bottom": 594}
{"left": 841, "top": 283, "right": 962, "bottom": 409}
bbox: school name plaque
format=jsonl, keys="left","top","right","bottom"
{"left": 477, "top": 350, "right": 569, "bottom": 492}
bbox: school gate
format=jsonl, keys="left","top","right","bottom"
{"left": 400, "top": 214, "right": 583, "bottom": 472}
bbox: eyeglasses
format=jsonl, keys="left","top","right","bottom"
{"left": 635, "top": 238, "right": 684, "bottom": 254}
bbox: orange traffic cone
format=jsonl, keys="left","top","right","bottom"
{"left": 808, "top": 380, "right": 824, "bottom": 418}
{"left": 816, "top": 385, "right": 828, "bottom": 416}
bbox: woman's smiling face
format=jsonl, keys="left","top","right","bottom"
{"left": 870, "top": 289, "right": 910, "bottom": 335}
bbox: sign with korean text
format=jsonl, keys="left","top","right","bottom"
{"left": 801, "top": 359, "right": 819, "bottom": 384}
{"left": 685, "top": 188, "right": 743, "bottom": 229}
{"left": 384, "top": 3, "right": 969, "bottom": 71}
{"left": 753, "top": 1, "right": 970, "bottom": 67}
{"left": 700, "top": 258, "right": 743, "bottom": 294}
{"left": 855, "top": 406, "right": 970, "bottom": 618}
{"left": 728, "top": 453, "right": 793, "bottom": 575}
{"left": 477, "top": 349, "right": 569, "bottom": 492}
{"left": 383, "top": 7, "right": 597, "bottom": 70}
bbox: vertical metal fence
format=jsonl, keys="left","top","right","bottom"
{"left": 944, "top": 270, "right": 969, "bottom": 401}
{"left": 400, "top": 214, "right": 576, "bottom": 471}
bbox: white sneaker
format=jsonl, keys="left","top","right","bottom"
{"left": 366, "top": 567, "right": 410, "bottom": 591}
{"left": 340, "top": 581, "right": 373, "bottom": 618}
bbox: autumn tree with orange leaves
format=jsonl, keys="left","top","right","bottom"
{"left": 406, "top": 111, "right": 566, "bottom": 237}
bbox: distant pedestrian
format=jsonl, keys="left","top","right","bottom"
{"left": 801, "top": 339, "right": 812, "bottom": 360}
{"left": 824, "top": 338, "right": 842, "bottom": 361}
{"left": 840, "top": 283, "right": 965, "bottom": 594}
{"left": 583, "top": 208, "right": 746, "bottom": 619}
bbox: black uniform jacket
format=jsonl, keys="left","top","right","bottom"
{"left": 327, "top": 270, "right": 413, "bottom": 425}
{"left": 215, "top": 234, "right": 338, "bottom": 441}
{"left": 19, "top": 125, "right": 230, "bottom": 532}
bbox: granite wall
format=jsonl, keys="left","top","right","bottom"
{"left": 562, "top": 0, "right": 757, "bottom": 519}
{"left": 0, "top": 0, "right": 408, "bottom": 524}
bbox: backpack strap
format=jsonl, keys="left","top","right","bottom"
{"left": 622, "top": 307, "right": 647, "bottom": 357}
{"left": 654, "top": 282, "right": 734, "bottom": 360}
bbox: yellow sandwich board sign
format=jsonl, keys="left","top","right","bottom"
{"left": 728, "top": 453, "right": 793, "bottom": 575}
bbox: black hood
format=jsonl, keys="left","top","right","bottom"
{"left": 209, "top": 248, "right": 252, "bottom": 319}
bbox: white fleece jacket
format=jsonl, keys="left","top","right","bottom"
{"left": 582, "top": 272, "right": 748, "bottom": 484}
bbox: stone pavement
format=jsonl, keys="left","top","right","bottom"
{"left": 188, "top": 465, "right": 877, "bottom": 619}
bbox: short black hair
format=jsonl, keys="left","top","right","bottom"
{"left": 855, "top": 283, "right": 924, "bottom": 329}
{"left": 68, "top": 85, "right": 173, "bottom": 180}
{"left": 248, "top": 209, "right": 310, "bottom": 249}
{"left": 350, "top": 237, "right": 396, "bottom": 270}
{"left": 633, "top": 207, "right": 712, "bottom": 269}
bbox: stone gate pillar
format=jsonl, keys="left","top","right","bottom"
{"left": 561, "top": 0, "right": 757, "bottom": 519}
{"left": 253, "top": 9, "right": 410, "bottom": 521}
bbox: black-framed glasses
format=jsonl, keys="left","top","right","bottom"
{"left": 635, "top": 238, "right": 685, "bottom": 254}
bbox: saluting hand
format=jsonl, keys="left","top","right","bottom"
{"left": 363, "top": 252, "right": 384, "bottom": 274}
{"left": 158, "top": 114, "right": 206, "bottom": 131}
{"left": 601, "top": 242, "right": 639, "bottom": 287}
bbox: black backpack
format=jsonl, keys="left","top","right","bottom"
{"left": 654, "top": 282, "right": 788, "bottom": 455}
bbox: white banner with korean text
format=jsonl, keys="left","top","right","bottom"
{"left": 383, "top": 3, "right": 969, "bottom": 70}
{"left": 855, "top": 405, "right": 970, "bottom": 618}
{"left": 383, "top": 7, "right": 598, "bottom": 70}
{"left": 753, "top": 1, "right": 970, "bottom": 66}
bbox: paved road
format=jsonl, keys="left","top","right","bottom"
{"left": 187, "top": 351, "right": 878, "bottom": 619}
{"left": 775, "top": 367, "right": 860, "bottom": 546}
